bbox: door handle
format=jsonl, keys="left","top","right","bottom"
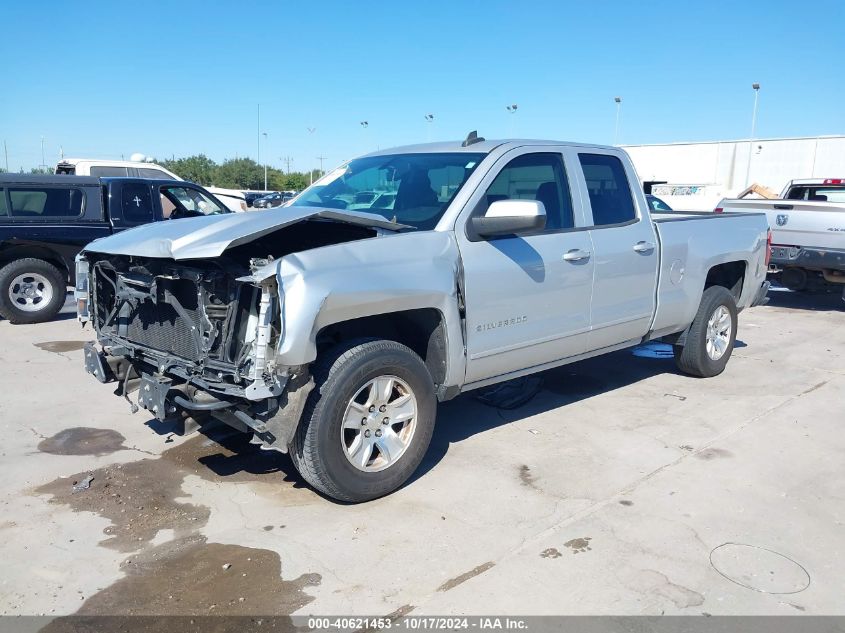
{"left": 633, "top": 241, "right": 655, "bottom": 253}
{"left": 563, "top": 249, "right": 591, "bottom": 262}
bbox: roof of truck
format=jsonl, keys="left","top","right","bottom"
{"left": 361, "top": 138, "right": 618, "bottom": 157}
{"left": 0, "top": 173, "right": 101, "bottom": 186}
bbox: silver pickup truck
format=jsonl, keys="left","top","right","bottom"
{"left": 76, "top": 137, "right": 770, "bottom": 502}
{"left": 716, "top": 178, "right": 845, "bottom": 295}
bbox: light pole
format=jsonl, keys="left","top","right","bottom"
{"left": 256, "top": 104, "right": 260, "bottom": 169}
{"left": 424, "top": 114, "right": 434, "bottom": 142}
{"left": 307, "top": 127, "right": 317, "bottom": 185}
{"left": 262, "top": 132, "right": 268, "bottom": 190}
{"left": 614, "top": 97, "right": 622, "bottom": 145}
{"left": 506, "top": 104, "right": 518, "bottom": 136}
{"left": 316, "top": 155, "right": 326, "bottom": 177}
{"left": 744, "top": 83, "right": 761, "bottom": 187}
{"left": 40, "top": 136, "right": 46, "bottom": 171}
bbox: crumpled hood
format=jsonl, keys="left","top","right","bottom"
{"left": 84, "top": 207, "right": 408, "bottom": 260}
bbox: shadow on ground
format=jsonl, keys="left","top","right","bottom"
{"left": 764, "top": 286, "right": 843, "bottom": 312}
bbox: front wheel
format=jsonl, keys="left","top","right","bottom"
{"left": 0, "top": 258, "right": 66, "bottom": 324}
{"left": 674, "top": 286, "right": 738, "bottom": 378}
{"left": 290, "top": 339, "right": 437, "bottom": 502}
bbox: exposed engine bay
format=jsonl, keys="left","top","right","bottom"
{"left": 81, "top": 219, "right": 379, "bottom": 450}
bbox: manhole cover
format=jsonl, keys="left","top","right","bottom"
{"left": 709, "top": 543, "right": 810, "bottom": 594}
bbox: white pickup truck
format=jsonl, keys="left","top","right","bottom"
{"left": 56, "top": 158, "right": 248, "bottom": 213}
{"left": 77, "top": 137, "right": 771, "bottom": 502}
{"left": 716, "top": 178, "right": 845, "bottom": 294}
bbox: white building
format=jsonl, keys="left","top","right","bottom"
{"left": 622, "top": 135, "right": 845, "bottom": 211}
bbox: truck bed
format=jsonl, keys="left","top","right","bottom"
{"left": 648, "top": 211, "right": 769, "bottom": 339}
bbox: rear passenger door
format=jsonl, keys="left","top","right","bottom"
{"left": 108, "top": 182, "right": 159, "bottom": 231}
{"left": 571, "top": 150, "right": 659, "bottom": 349}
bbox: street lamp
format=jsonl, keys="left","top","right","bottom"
{"left": 424, "top": 114, "right": 434, "bottom": 142}
{"left": 614, "top": 97, "right": 622, "bottom": 145}
{"left": 506, "top": 104, "right": 518, "bottom": 136}
{"left": 745, "top": 83, "right": 761, "bottom": 187}
{"left": 262, "top": 132, "right": 268, "bottom": 190}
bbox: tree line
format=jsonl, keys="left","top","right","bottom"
{"left": 157, "top": 155, "right": 321, "bottom": 192}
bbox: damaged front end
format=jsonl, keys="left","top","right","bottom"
{"left": 79, "top": 253, "right": 312, "bottom": 451}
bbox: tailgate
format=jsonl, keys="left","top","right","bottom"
{"left": 721, "top": 199, "right": 845, "bottom": 251}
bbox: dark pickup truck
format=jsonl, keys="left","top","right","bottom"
{"left": 0, "top": 174, "right": 230, "bottom": 324}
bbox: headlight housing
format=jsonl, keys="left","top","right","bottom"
{"left": 74, "top": 254, "right": 90, "bottom": 322}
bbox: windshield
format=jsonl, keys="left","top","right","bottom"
{"left": 291, "top": 152, "right": 486, "bottom": 229}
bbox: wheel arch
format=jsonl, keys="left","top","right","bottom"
{"left": 0, "top": 245, "right": 71, "bottom": 283}
{"left": 315, "top": 308, "right": 449, "bottom": 390}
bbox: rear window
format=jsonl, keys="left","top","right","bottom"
{"left": 138, "top": 167, "right": 177, "bottom": 180}
{"left": 786, "top": 185, "right": 845, "bottom": 203}
{"left": 90, "top": 166, "right": 129, "bottom": 177}
{"left": 8, "top": 188, "right": 84, "bottom": 218}
{"left": 578, "top": 153, "right": 636, "bottom": 226}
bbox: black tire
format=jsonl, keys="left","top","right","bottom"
{"left": 0, "top": 258, "right": 66, "bottom": 324}
{"left": 674, "top": 286, "right": 738, "bottom": 378}
{"left": 290, "top": 339, "right": 437, "bottom": 503}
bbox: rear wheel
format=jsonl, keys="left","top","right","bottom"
{"left": 674, "top": 286, "right": 738, "bottom": 378}
{"left": 290, "top": 339, "right": 436, "bottom": 502}
{"left": 0, "top": 258, "right": 66, "bottom": 324}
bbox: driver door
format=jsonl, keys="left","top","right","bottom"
{"left": 456, "top": 148, "right": 594, "bottom": 385}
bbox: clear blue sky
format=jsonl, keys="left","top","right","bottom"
{"left": 2, "top": 0, "right": 843, "bottom": 174}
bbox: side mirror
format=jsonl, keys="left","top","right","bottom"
{"left": 471, "top": 199, "right": 546, "bottom": 238}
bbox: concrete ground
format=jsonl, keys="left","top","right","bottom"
{"left": 0, "top": 288, "right": 842, "bottom": 618}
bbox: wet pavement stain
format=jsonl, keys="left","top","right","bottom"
{"left": 35, "top": 429, "right": 322, "bottom": 622}
{"left": 695, "top": 448, "right": 734, "bottom": 461}
{"left": 540, "top": 548, "right": 562, "bottom": 559}
{"left": 563, "top": 537, "right": 592, "bottom": 554}
{"left": 35, "top": 453, "right": 211, "bottom": 552}
{"left": 39, "top": 535, "right": 320, "bottom": 625}
{"left": 437, "top": 562, "right": 495, "bottom": 592}
{"left": 35, "top": 431, "right": 315, "bottom": 552}
{"left": 38, "top": 427, "right": 127, "bottom": 457}
{"left": 34, "top": 340, "right": 88, "bottom": 354}
{"left": 518, "top": 465, "right": 537, "bottom": 488}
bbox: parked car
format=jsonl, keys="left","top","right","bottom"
{"left": 244, "top": 191, "right": 274, "bottom": 207}
{"left": 0, "top": 174, "right": 230, "bottom": 323}
{"left": 77, "top": 137, "right": 770, "bottom": 502}
{"left": 253, "top": 192, "right": 285, "bottom": 208}
{"left": 716, "top": 178, "right": 844, "bottom": 294}
{"left": 646, "top": 194, "right": 673, "bottom": 212}
{"left": 57, "top": 158, "right": 248, "bottom": 212}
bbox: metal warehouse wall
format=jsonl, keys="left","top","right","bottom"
{"left": 622, "top": 135, "right": 845, "bottom": 210}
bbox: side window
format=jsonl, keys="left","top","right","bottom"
{"left": 0, "top": 190, "right": 7, "bottom": 216}
{"left": 578, "top": 153, "right": 636, "bottom": 226}
{"left": 483, "top": 153, "right": 574, "bottom": 230}
{"left": 90, "top": 166, "right": 129, "bottom": 177}
{"left": 121, "top": 183, "right": 154, "bottom": 223}
{"left": 138, "top": 167, "right": 177, "bottom": 180}
{"left": 160, "top": 186, "right": 227, "bottom": 216}
{"left": 8, "top": 188, "right": 84, "bottom": 218}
